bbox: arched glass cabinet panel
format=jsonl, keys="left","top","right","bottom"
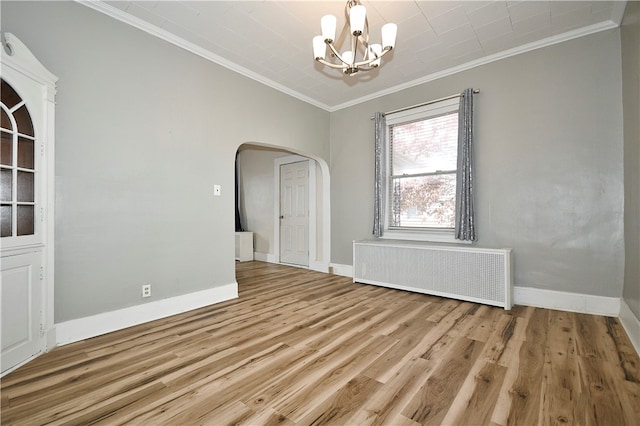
{"left": 1, "top": 78, "right": 36, "bottom": 238}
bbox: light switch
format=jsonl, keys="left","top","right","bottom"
{"left": 214, "top": 184, "right": 221, "bottom": 196}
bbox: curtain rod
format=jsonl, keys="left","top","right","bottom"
{"left": 370, "top": 88, "right": 480, "bottom": 120}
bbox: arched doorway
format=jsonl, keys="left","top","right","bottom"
{"left": 235, "top": 143, "right": 330, "bottom": 272}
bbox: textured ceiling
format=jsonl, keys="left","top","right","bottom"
{"left": 91, "top": 1, "right": 627, "bottom": 111}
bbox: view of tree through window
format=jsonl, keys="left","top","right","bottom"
{"left": 389, "top": 112, "right": 458, "bottom": 228}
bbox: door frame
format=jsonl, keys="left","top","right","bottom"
{"left": 273, "top": 155, "right": 317, "bottom": 270}
{"left": 278, "top": 159, "right": 310, "bottom": 267}
{"left": 1, "top": 33, "right": 57, "bottom": 376}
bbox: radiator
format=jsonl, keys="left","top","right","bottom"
{"left": 353, "top": 241, "right": 513, "bottom": 309}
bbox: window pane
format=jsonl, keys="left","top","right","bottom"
{"left": 1, "top": 80, "right": 21, "bottom": 110}
{"left": 1, "top": 204, "right": 11, "bottom": 237}
{"left": 1, "top": 131, "right": 12, "bottom": 166}
{"left": 17, "top": 171, "right": 34, "bottom": 202}
{"left": 17, "top": 205, "right": 34, "bottom": 236}
{"left": 391, "top": 113, "right": 458, "bottom": 175}
{"left": 390, "top": 174, "right": 456, "bottom": 228}
{"left": 17, "top": 137, "right": 34, "bottom": 169}
{"left": 1, "top": 169, "right": 12, "bottom": 201}
{"left": 1, "top": 108, "right": 11, "bottom": 131}
{"left": 14, "top": 105, "right": 34, "bottom": 137}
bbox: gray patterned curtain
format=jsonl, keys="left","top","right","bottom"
{"left": 455, "top": 88, "right": 476, "bottom": 241}
{"left": 373, "top": 112, "right": 386, "bottom": 237}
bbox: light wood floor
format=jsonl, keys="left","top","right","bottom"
{"left": 2, "top": 261, "right": 639, "bottom": 425}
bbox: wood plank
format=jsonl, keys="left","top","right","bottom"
{"left": 298, "top": 374, "right": 382, "bottom": 425}
{"left": 240, "top": 330, "right": 380, "bottom": 414}
{"left": 604, "top": 316, "right": 640, "bottom": 382}
{"left": 489, "top": 307, "right": 532, "bottom": 426}
{"left": 505, "top": 307, "right": 548, "bottom": 426}
{"left": 275, "top": 334, "right": 397, "bottom": 422}
{"left": 362, "top": 319, "right": 435, "bottom": 383}
{"left": 540, "top": 309, "right": 581, "bottom": 426}
{"left": 348, "top": 357, "right": 433, "bottom": 426}
{"left": 441, "top": 361, "right": 507, "bottom": 425}
{"left": 402, "top": 337, "right": 484, "bottom": 425}
{"left": 237, "top": 408, "right": 294, "bottom": 426}
{"left": 575, "top": 354, "right": 634, "bottom": 425}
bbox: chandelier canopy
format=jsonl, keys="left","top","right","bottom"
{"left": 312, "top": 0, "right": 397, "bottom": 76}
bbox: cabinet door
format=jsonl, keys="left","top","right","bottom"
{"left": 1, "top": 251, "right": 43, "bottom": 373}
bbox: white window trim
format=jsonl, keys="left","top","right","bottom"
{"left": 381, "top": 97, "right": 470, "bottom": 244}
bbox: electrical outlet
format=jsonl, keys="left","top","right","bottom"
{"left": 142, "top": 284, "right": 151, "bottom": 298}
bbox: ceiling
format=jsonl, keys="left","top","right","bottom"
{"left": 88, "top": 1, "right": 627, "bottom": 111}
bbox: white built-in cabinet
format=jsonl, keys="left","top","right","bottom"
{"left": 235, "top": 232, "right": 254, "bottom": 262}
{"left": 1, "top": 33, "right": 57, "bottom": 376}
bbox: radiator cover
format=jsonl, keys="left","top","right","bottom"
{"left": 353, "top": 241, "right": 513, "bottom": 309}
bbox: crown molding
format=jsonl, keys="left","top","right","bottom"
{"left": 76, "top": 1, "right": 622, "bottom": 113}
{"left": 329, "top": 19, "right": 621, "bottom": 111}
{"left": 75, "top": 0, "right": 332, "bottom": 111}
{"left": 611, "top": 0, "right": 629, "bottom": 26}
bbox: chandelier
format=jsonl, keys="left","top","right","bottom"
{"left": 312, "top": 0, "right": 397, "bottom": 76}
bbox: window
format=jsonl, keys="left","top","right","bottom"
{"left": 384, "top": 97, "right": 461, "bottom": 241}
{"left": 1, "top": 79, "right": 37, "bottom": 239}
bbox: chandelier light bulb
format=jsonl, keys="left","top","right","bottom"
{"left": 349, "top": 5, "right": 366, "bottom": 36}
{"left": 321, "top": 15, "right": 337, "bottom": 43}
{"left": 342, "top": 50, "right": 354, "bottom": 65}
{"left": 313, "top": 36, "right": 326, "bottom": 59}
{"left": 381, "top": 23, "right": 397, "bottom": 50}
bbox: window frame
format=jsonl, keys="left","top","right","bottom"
{"left": 1, "top": 79, "right": 40, "bottom": 245}
{"left": 381, "top": 97, "right": 469, "bottom": 244}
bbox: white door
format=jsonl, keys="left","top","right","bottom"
{"left": 280, "top": 161, "right": 309, "bottom": 266}
{"left": 1, "top": 34, "right": 57, "bottom": 375}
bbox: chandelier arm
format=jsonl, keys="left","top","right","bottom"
{"left": 315, "top": 57, "right": 348, "bottom": 70}
{"left": 353, "top": 46, "right": 392, "bottom": 68}
{"left": 325, "top": 42, "right": 350, "bottom": 66}
{"left": 362, "top": 17, "right": 370, "bottom": 60}
{"left": 350, "top": 33, "right": 357, "bottom": 65}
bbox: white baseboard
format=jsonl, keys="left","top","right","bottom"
{"left": 45, "top": 328, "right": 56, "bottom": 352}
{"left": 253, "top": 252, "right": 328, "bottom": 273}
{"left": 56, "top": 282, "right": 238, "bottom": 346}
{"left": 619, "top": 298, "right": 640, "bottom": 356}
{"left": 341, "top": 260, "right": 621, "bottom": 317}
{"left": 253, "top": 251, "right": 277, "bottom": 263}
{"left": 513, "top": 286, "right": 620, "bottom": 316}
{"left": 309, "top": 260, "right": 330, "bottom": 273}
{"left": 330, "top": 263, "right": 353, "bottom": 278}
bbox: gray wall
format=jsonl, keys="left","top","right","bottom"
{"left": 622, "top": 1, "right": 640, "bottom": 318}
{"left": 2, "top": 1, "right": 329, "bottom": 322}
{"left": 237, "top": 146, "right": 283, "bottom": 256}
{"left": 330, "top": 29, "right": 625, "bottom": 298}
